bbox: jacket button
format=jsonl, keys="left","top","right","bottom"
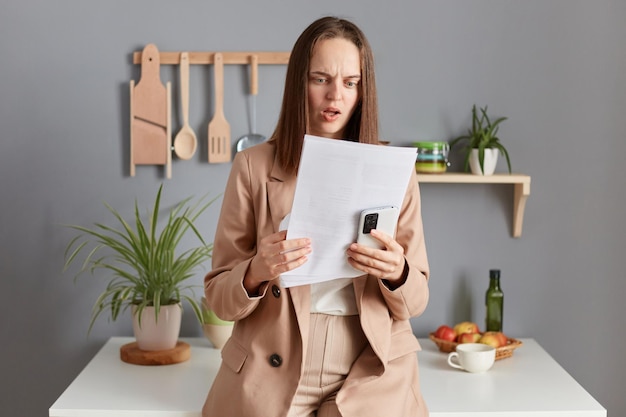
{"left": 269, "top": 353, "right": 283, "bottom": 367}
{"left": 271, "top": 285, "right": 281, "bottom": 298}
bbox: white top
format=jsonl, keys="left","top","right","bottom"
{"left": 49, "top": 337, "right": 606, "bottom": 417}
{"left": 310, "top": 278, "right": 358, "bottom": 315}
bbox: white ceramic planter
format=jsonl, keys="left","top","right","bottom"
{"left": 201, "top": 297, "right": 233, "bottom": 349}
{"left": 469, "top": 148, "right": 499, "bottom": 176}
{"left": 202, "top": 323, "right": 234, "bottom": 349}
{"left": 132, "top": 304, "right": 182, "bottom": 351}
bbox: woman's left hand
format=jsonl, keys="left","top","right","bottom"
{"left": 346, "top": 229, "right": 406, "bottom": 284}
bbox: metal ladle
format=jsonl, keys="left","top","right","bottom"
{"left": 236, "top": 55, "right": 266, "bottom": 152}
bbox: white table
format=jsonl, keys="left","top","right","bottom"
{"left": 418, "top": 338, "right": 605, "bottom": 416}
{"left": 49, "top": 337, "right": 606, "bottom": 417}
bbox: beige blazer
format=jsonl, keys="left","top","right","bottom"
{"left": 203, "top": 141, "right": 430, "bottom": 417}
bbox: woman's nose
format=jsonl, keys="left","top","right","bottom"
{"left": 326, "top": 81, "right": 342, "bottom": 100}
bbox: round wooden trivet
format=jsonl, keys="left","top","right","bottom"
{"left": 120, "top": 341, "right": 191, "bottom": 365}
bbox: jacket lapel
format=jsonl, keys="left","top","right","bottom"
{"left": 354, "top": 275, "right": 390, "bottom": 362}
{"left": 289, "top": 284, "right": 311, "bottom": 367}
{"left": 266, "top": 152, "right": 296, "bottom": 233}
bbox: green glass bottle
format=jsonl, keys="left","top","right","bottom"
{"left": 485, "top": 269, "right": 504, "bottom": 332}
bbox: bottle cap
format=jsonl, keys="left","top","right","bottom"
{"left": 489, "top": 269, "right": 501, "bottom": 278}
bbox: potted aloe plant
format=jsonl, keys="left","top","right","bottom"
{"left": 450, "top": 104, "right": 512, "bottom": 175}
{"left": 63, "top": 184, "right": 216, "bottom": 351}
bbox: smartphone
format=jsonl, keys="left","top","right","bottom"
{"left": 356, "top": 206, "right": 400, "bottom": 249}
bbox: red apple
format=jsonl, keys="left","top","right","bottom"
{"left": 479, "top": 333, "right": 501, "bottom": 348}
{"left": 457, "top": 332, "right": 481, "bottom": 343}
{"left": 480, "top": 331, "right": 508, "bottom": 348}
{"left": 453, "top": 321, "right": 480, "bottom": 336}
{"left": 493, "top": 331, "right": 508, "bottom": 346}
{"left": 434, "top": 325, "right": 456, "bottom": 342}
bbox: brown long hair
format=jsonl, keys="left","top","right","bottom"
{"left": 270, "top": 16, "right": 379, "bottom": 175}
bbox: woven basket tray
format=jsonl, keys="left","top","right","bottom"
{"left": 429, "top": 333, "right": 523, "bottom": 360}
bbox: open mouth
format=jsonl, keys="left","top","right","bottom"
{"left": 322, "top": 108, "right": 341, "bottom": 121}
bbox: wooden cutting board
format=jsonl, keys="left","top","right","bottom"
{"left": 120, "top": 341, "right": 190, "bottom": 365}
{"left": 130, "top": 43, "right": 171, "bottom": 178}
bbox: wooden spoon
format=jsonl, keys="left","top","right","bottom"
{"left": 173, "top": 52, "right": 197, "bottom": 160}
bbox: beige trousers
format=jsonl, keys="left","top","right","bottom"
{"left": 288, "top": 313, "right": 368, "bottom": 417}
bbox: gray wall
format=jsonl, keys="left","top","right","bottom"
{"left": 2, "top": 0, "right": 624, "bottom": 415}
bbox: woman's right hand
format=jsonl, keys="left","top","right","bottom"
{"left": 244, "top": 230, "right": 311, "bottom": 294}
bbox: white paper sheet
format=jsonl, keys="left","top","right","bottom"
{"left": 280, "top": 135, "right": 417, "bottom": 288}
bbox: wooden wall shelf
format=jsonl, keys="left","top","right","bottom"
{"left": 416, "top": 173, "right": 531, "bottom": 238}
{"left": 132, "top": 51, "right": 291, "bottom": 66}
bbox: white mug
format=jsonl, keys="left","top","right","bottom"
{"left": 447, "top": 343, "right": 496, "bottom": 373}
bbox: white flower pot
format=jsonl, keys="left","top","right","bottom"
{"left": 202, "top": 323, "right": 234, "bottom": 349}
{"left": 469, "top": 148, "right": 499, "bottom": 176}
{"left": 132, "top": 304, "right": 182, "bottom": 351}
{"left": 201, "top": 297, "right": 233, "bottom": 349}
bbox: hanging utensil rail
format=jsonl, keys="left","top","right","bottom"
{"left": 132, "top": 51, "right": 290, "bottom": 66}
{"left": 129, "top": 50, "right": 289, "bottom": 176}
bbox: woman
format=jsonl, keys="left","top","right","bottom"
{"left": 202, "top": 16, "right": 430, "bottom": 417}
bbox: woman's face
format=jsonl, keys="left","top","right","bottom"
{"left": 307, "top": 37, "right": 361, "bottom": 139}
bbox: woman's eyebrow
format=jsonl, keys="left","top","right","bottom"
{"left": 309, "top": 71, "right": 330, "bottom": 77}
{"left": 309, "top": 71, "right": 361, "bottom": 79}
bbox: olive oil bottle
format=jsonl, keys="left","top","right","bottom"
{"left": 485, "top": 269, "right": 504, "bottom": 332}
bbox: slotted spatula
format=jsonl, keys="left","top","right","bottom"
{"left": 207, "top": 52, "right": 231, "bottom": 163}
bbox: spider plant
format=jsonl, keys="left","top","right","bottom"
{"left": 450, "top": 104, "right": 512, "bottom": 174}
{"left": 63, "top": 184, "right": 217, "bottom": 333}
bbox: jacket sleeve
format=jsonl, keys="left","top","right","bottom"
{"left": 203, "top": 151, "right": 268, "bottom": 321}
{"left": 378, "top": 170, "right": 430, "bottom": 321}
